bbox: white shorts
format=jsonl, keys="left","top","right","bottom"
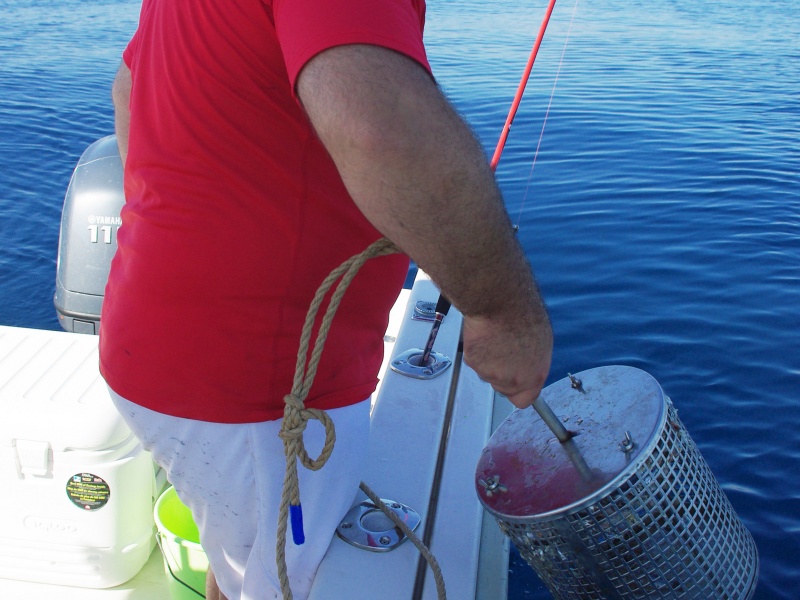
{"left": 109, "top": 390, "right": 370, "bottom": 600}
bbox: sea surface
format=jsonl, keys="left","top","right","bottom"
{"left": 1, "top": 0, "right": 798, "bottom": 598}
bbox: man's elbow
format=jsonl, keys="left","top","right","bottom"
{"left": 111, "top": 62, "right": 132, "bottom": 113}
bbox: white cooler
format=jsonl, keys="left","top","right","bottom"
{"left": 0, "top": 325, "right": 162, "bottom": 588}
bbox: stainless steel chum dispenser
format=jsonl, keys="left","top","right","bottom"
{"left": 476, "top": 365, "right": 758, "bottom": 599}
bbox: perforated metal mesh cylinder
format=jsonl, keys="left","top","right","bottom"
{"left": 476, "top": 366, "right": 758, "bottom": 599}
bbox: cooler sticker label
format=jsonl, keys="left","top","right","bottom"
{"left": 66, "top": 473, "right": 111, "bottom": 511}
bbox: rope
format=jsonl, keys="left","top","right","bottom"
{"left": 359, "top": 481, "right": 447, "bottom": 599}
{"left": 275, "top": 237, "right": 447, "bottom": 600}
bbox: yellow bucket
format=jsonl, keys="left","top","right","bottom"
{"left": 154, "top": 486, "right": 209, "bottom": 599}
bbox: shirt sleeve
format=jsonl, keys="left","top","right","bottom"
{"left": 272, "top": 0, "right": 431, "bottom": 90}
{"left": 122, "top": 0, "right": 155, "bottom": 69}
{"left": 122, "top": 31, "right": 138, "bottom": 68}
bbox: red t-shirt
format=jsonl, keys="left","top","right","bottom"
{"left": 99, "top": 0, "right": 430, "bottom": 423}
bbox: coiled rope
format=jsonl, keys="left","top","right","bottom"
{"left": 276, "top": 237, "right": 447, "bottom": 600}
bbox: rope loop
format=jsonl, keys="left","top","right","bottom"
{"left": 279, "top": 395, "right": 337, "bottom": 472}
{"left": 276, "top": 237, "right": 403, "bottom": 599}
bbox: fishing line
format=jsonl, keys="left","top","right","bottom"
{"left": 422, "top": 0, "right": 577, "bottom": 327}
{"left": 513, "top": 0, "right": 581, "bottom": 229}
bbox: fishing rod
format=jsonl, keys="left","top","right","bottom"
{"left": 491, "top": 0, "right": 558, "bottom": 171}
{"left": 410, "top": 6, "right": 573, "bottom": 597}
{"left": 419, "top": 0, "right": 559, "bottom": 373}
{"left": 420, "top": 0, "right": 584, "bottom": 450}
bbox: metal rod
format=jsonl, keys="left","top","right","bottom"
{"left": 532, "top": 395, "right": 596, "bottom": 481}
{"left": 560, "top": 437, "right": 593, "bottom": 481}
{"left": 532, "top": 395, "right": 572, "bottom": 443}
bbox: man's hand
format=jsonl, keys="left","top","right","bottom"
{"left": 462, "top": 308, "right": 552, "bottom": 409}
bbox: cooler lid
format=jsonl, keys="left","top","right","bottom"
{"left": 0, "top": 326, "right": 131, "bottom": 451}
{"left": 475, "top": 365, "right": 666, "bottom": 522}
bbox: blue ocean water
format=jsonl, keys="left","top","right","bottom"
{"left": 1, "top": 0, "right": 798, "bottom": 598}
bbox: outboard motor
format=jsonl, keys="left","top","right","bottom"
{"left": 54, "top": 135, "right": 123, "bottom": 334}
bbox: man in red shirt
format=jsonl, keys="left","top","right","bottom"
{"left": 105, "top": 1, "right": 552, "bottom": 598}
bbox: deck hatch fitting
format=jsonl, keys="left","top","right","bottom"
{"left": 337, "top": 498, "right": 420, "bottom": 552}
{"left": 390, "top": 349, "right": 452, "bottom": 380}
